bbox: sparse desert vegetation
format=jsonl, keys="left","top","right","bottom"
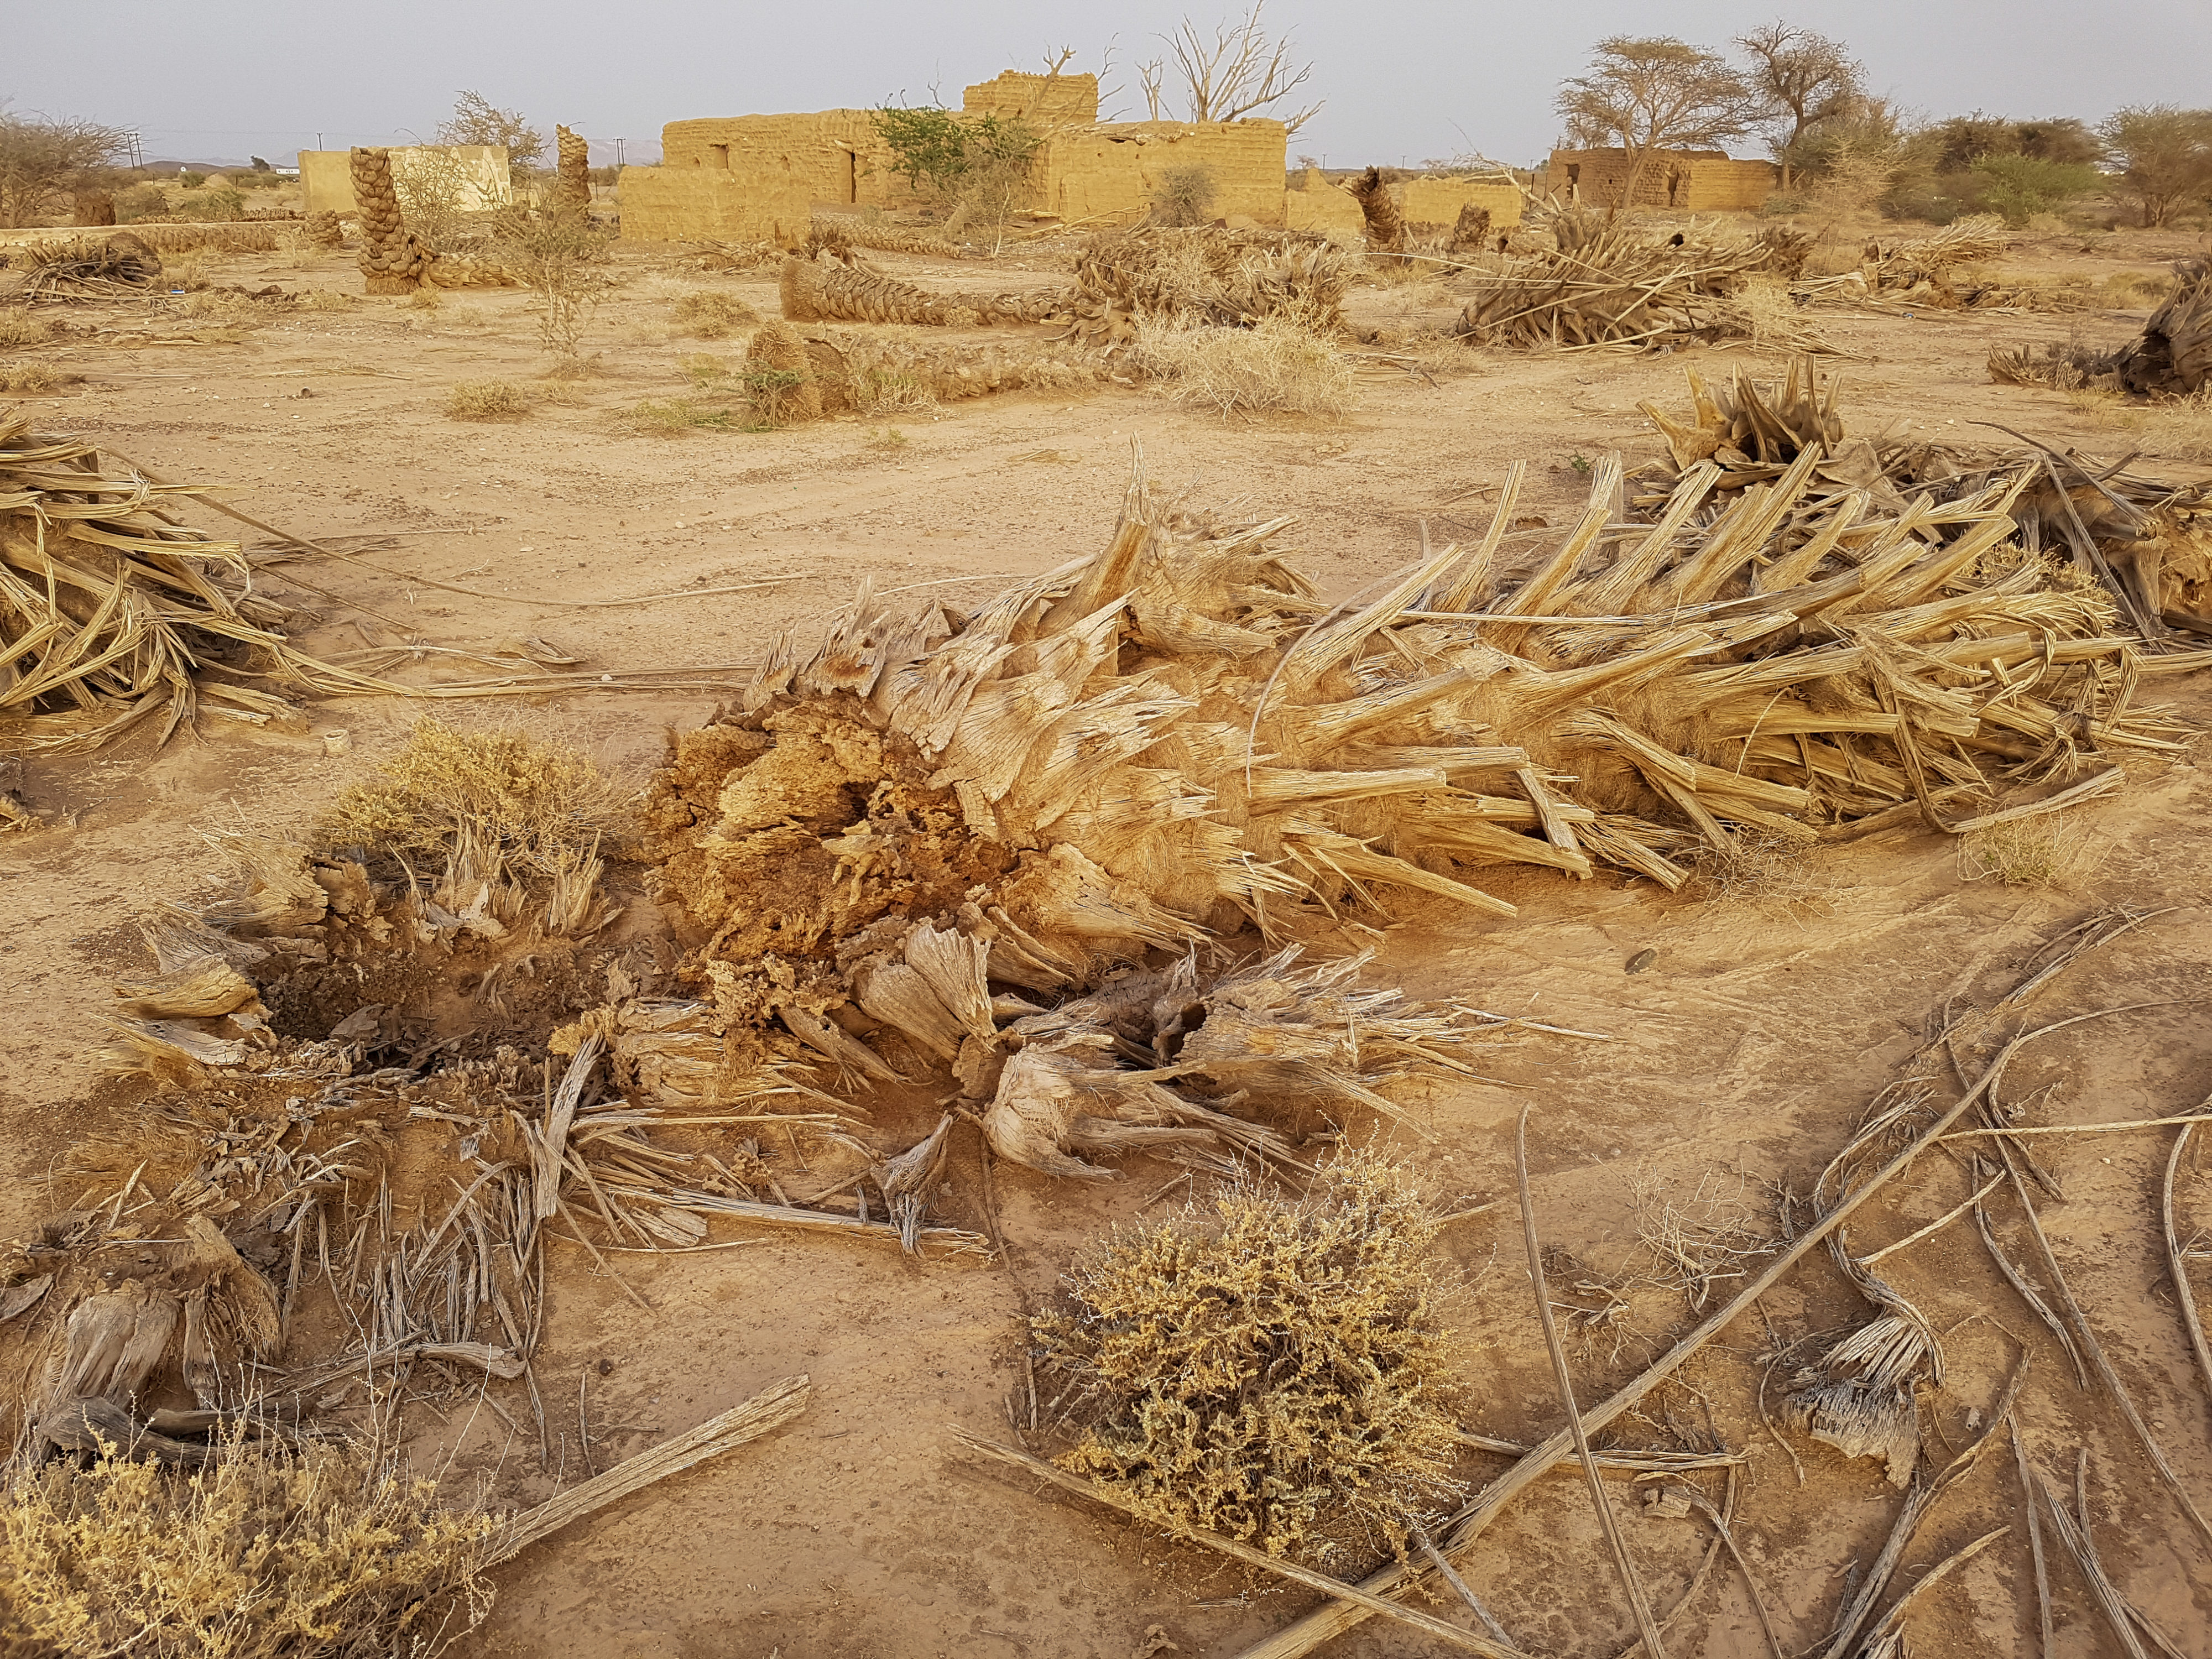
{"left": 3, "top": 27, "right": 2212, "bottom": 1659}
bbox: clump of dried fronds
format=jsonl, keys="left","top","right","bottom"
{"left": 1858, "top": 214, "right": 2013, "bottom": 296}
{"left": 1453, "top": 223, "right": 1786, "bottom": 350}
{"left": 0, "top": 416, "right": 382, "bottom": 753}
{"left": 687, "top": 238, "right": 778, "bottom": 273}
{"left": 321, "top": 716, "right": 624, "bottom": 878}
{"left": 1130, "top": 314, "right": 1355, "bottom": 418}
{"left": 778, "top": 251, "right": 1060, "bottom": 328}
{"left": 1034, "top": 1151, "right": 1465, "bottom": 1564}
{"left": 17, "top": 232, "right": 164, "bottom": 298}
{"left": 0, "top": 1425, "right": 498, "bottom": 1659}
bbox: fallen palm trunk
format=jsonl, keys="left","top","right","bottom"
{"left": 1989, "top": 260, "right": 2211, "bottom": 397}
{"left": 779, "top": 252, "right": 1063, "bottom": 327}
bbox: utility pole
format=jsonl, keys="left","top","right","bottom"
{"left": 613, "top": 137, "right": 627, "bottom": 166}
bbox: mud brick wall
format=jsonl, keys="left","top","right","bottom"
{"left": 962, "top": 71, "right": 1100, "bottom": 124}
{"left": 1542, "top": 147, "right": 1777, "bottom": 211}
{"left": 299, "top": 145, "right": 510, "bottom": 217}
{"left": 1402, "top": 176, "right": 1524, "bottom": 231}
{"left": 1044, "top": 120, "right": 1288, "bottom": 226}
{"left": 617, "top": 164, "right": 811, "bottom": 243}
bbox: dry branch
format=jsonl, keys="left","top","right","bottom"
{"left": 491, "top": 1374, "right": 810, "bottom": 1561}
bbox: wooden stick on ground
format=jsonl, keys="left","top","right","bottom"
{"left": 1516, "top": 1105, "right": 1668, "bottom": 1659}
{"left": 2162, "top": 1121, "right": 2212, "bottom": 1410}
{"left": 1228, "top": 1005, "right": 2143, "bottom": 1659}
{"left": 491, "top": 1374, "right": 810, "bottom": 1563}
{"left": 2008, "top": 1415, "right": 2056, "bottom": 1659}
{"left": 953, "top": 1430, "right": 1530, "bottom": 1659}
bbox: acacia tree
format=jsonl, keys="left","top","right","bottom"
{"left": 1556, "top": 36, "right": 1755, "bottom": 209}
{"left": 1735, "top": 22, "right": 1863, "bottom": 189}
{"left": 0, "top": 108, "right": 129, "bottom": 228}
{"left": 1137, "top": 3, "right": 1321, "bottom": 135}
{"left": 436, "top": 91, "right": 545, "bottom": 185}
{"left": 2100, "top": 105, "right": 2212, "bottom": 228}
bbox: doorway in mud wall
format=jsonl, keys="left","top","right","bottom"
{"left": 843, "top": 149, "right": 857, "bottom": 203}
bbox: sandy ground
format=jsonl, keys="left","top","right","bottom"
{"left": 3, "top": 218, "right": 2211, "bottom": 1659}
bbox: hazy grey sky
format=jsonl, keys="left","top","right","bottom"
{"left": 9, "top": 0, "right": 2210, "bottom": 168}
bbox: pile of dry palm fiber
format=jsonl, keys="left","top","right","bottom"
{"left": 1642, "top": 356, "right": 2212, "bottom": 644}
{"left": 15, "top": 232, "right": 163, "bottom": 299}
{"left": 635, "top": 370, "right": 2205, "bottom": 1173}
{"left": 778, "top": 250, "right": 1062, "bottom": 328}
{"left": 1991, "top": 258, "right": 2211, "bottom": 397}
{"left": 550, "top": 124, "right": 591, "bottom": 222}
{"left": 1453, "top": 219, "right": 1786, "bottom": 349}
{"left": 0, "top": 415, "right": 384, "bottom": 753}
{"left": 1070, "top": 225, "right": 1349, "bottom": 329}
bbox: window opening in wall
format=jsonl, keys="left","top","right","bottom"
{"left": 709, "top": 143, "right": 729, "bottom": 169}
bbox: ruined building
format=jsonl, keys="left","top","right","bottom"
{"left": 1540, "top": 147, "right": 1778, "bottom": 211}
{"left": 619, "top": 71, "right": 1294, "bottom": 242}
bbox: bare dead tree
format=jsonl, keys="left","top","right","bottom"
{"left": 1555, "top": 35, "right": 1756, "bottom": 212}
{"left": 1136, "top": 3, "right": 1321, "bottom": 135}
{"left": 1735, "top": 22, "right": 1865, "bottom": 189}
{"left": 437, "top": 91, "right": 546, "bottom": 185}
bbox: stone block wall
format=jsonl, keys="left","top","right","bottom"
{"left": 299, "top": 145, "right": 510, "bottom": 217}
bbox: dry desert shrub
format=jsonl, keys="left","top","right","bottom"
{"left": 1130, "top": 315, "right": 1355, "bottom": 420}
{"left": 2102, "top": 268, "right": 2177, "bottom": 308}
{"left": 627, "top": 397, "right": 745, "bottom": 435}
{"left": 671, "top": 289, "right": 760, "bottom": 338}
{"left": 0, "top": 311, "right": 50, "bottom": 348}
{"left": 445, "top": 380, "right": 534, "bottom": 420}
{"left": 0, "top": 1427, "right": 497, "bottom": 1658}
{"left": 1959, "top": 813, "right": 2106, "bottom": 888}
{"left": 299, "top": 290, "right": 356, "bottom": 312}
{"left": 1034, "top": 1151, "right": 1465, "bottom": 1565}
{"left": 322, "top": 716, "right": 623, "bottom": 877}
{"left": 0, "top": 363, "right": 73, "bottom": 394}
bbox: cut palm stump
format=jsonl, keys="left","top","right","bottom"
{"left": 635, "top": 368, "right": 2208, "bottom": 1160}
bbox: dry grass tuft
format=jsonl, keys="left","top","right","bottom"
{"left": 0, "top": 311, "right": 51, "bottom": 348}
{"left": 1630, "top": 1170, "right": 1775, "bottom": 1312}
{"left": 671, "top": 290, "right": 761, "bottom": 338}
{"left": 1683, "top": 828, "right": 1840, "bottom": 917}
{"left": 1131, "top": 315, "right": 1356, "bottom": 420}
{"left": 1959, "top": 812, "right": 2106, "bottom": 888}
{"left": 322, "top": 716, "right": 624, "bottom": 876}
{"left": 1034, "top": 1151, "right": 1465, "bottom": 1565}
{"left": 445, "top": 380, "right": 534, "bottom": 421}
{"left": 627, "top": 397, "right": 746, "bottom": 435}
{"left": 0, "top": 363, "right": 80, "bottom": 394}
{"left": 2100, "top": 269, "right": 2176, "bottom": 309}
{"left": 299, "top": 290, "right": 357, "bottom": 313}
{"left": 0, "top": 1427, "right": 497, "bottom": 1658}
